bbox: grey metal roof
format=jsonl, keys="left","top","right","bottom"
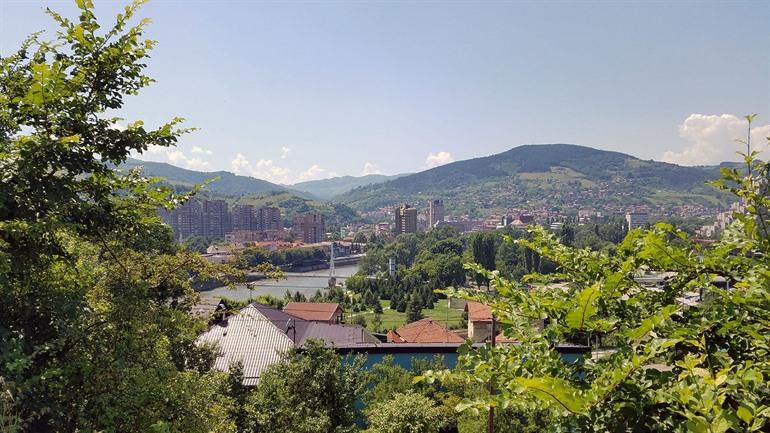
{"left": 197, "top": 305, "right": 293, "bottom": 385}
{"left": 251, "top": 303, "right": 377, "bottom": 346}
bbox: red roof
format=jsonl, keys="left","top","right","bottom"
{"left": 388, "top": 319, "right": 464, "bottom": 343}
{"left": 284, "top": 302, "right": 343, "bottom": 322}
{"left": 466, "top": 301, "right": 493, "bottom": 323}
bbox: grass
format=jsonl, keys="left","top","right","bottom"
{"left": 347, "top": 299, "right": 465, "bottom": 332}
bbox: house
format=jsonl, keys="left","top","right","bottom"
{"left": 386, "top": 318, "right": 464, "bottom": 344}
{"left": 197, "top": 303, "right": 377, "bottom": 384}
{"left": 284, "top": 302, "right": 344, "bottom": 324}
{"left": 465, "top": 301, "right": 494, "bottom": 342}
{"left": 197, "top": 305, "right": 295, "bottom": 385}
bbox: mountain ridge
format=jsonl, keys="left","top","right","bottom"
{"left": 334, "top": 143, "right": 732, "bottom": 212}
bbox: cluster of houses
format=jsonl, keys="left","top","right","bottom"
{"left": 196, "top": 300, "right": 587, "bottom": 384}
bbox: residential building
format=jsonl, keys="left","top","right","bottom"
{"left": 231, "top": 204, "right": 256, "bottom": 231}
{"left": 202, "top": 200, "right": 231, "bottom": 238}
{"left": 198, "top": 303, "right": 377, "bottom": 384}
{"left": 258, "top": 206, "right": 282, "bottom": 231}
{"left": 175, "top": 200, "right": 203, "bottom": 240}
{"left": 284, "top": 302, "right": 344, "bottom": 324}
{"left": 428, "top": 199, "right": 445, "bottom": 228}
{"left": 625, "top": 211, "right": 650, "bottom": 231}
{"left": 294, "top": 213, "right": 326, "bottom": 243}
{"left": 394, "top": 204, "right": 418, "bottom": 234}
{"left": 465, "top": 301, "right": 493, "bottom": 342}
{"left": 386, "top": 318, "right": 464, "bottom": 343}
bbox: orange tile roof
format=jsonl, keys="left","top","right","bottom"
{"left": 466, "top": 301, "right": 493, "bottom": 323}
{"left": 284, "top": 302, "right": 342, "bottom": 322}
{"left": 389, "top": 319, "right": 464, "bottom": 343}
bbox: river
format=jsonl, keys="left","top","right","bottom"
{"left": 200, "top": 264, "right": 359, "bottom": 300}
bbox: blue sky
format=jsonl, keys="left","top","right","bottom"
{"left": 2, "top": 0, "right": 769, "bottom": 184}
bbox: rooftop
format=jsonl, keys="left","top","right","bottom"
{"left": 283, "top": 302, "right": 343, "bottom": 322}
{"left": 388, "top": 318, "right": 464, "bottom": 344}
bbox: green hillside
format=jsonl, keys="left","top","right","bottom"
{"left": 335, "top": 144, "right": 733, "bottom": 213}
{"left": 291, "top": 173, "right": 411, "bottom": 200}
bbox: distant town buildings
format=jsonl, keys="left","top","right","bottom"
{"left": 394, "top": 204, "right": 418, "bottom": 234}
{"left": 159, "top": 200, "right": 284, "bottom": 241}
{"left": 428, "top": 199, "right": 445, "bottom": 228}
{"left": 294, "top": 213, "right": 326, "bottom": 243}
{"left": 625, "top": 211, "right": 650, "bottom": 231}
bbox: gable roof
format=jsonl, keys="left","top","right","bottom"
{"left": 466, "top": 301, "right": 493, "bottom": 323}
{"left": 197, "top": 305, "right": 293, "bottom": 386}
{"left": 389, "top": 319, "right": 464, "bottom": 343}
{"left": 252, "top": 303, "right": 376, "bottom": 346}
{"left": 283, "top": 302, "right": 342, "bottom": 322}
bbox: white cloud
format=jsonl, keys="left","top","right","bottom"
{"left": 165, "top": 149, "right": 211, "bottom": 170}
{"left": 230, "top": 154, "right": 335, "bottom": 184}
{"left": 362, "top": 162, "right": 382, "bottom": 175}
{"left": 281, "top": 146, "right": 292, "bottom": 159}
{"left": 191, "top": 146, "right": 213, "bottom": 155}
{"left": 425, "top": 151, "right": 455, "bottom": 168}
{"left": 662, "top": 114, "right": 770, "bottom": 166}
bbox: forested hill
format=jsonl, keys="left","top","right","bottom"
{"left": 120, "top": 158, "right": 299, "bottom": 197}
{"left": 292, "top": 173, "right": 411, "bottom": 200}
{"left": 335, "top": 144, "right": 733, "bottom": 212}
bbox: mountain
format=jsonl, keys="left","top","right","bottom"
{"left": 120, "top": 158, "right": 297, "bottom": 197}
{"left": 291, "top": 173, "right": 411, "bottom": 200}
{"left": 334, "top": 144, "right": 732, "bottom": 213}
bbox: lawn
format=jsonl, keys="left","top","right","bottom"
{"left": 347, "top": 299, "right": 465, "bottom": 332}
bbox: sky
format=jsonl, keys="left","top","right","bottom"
{"left": 2, "top": 0, "right": 769, "bottom": 185}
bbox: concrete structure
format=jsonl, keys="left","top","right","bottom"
{"left": 394, "top": 204, "right": 418, "bottom": 234}
{"left": 203, "top": 200, "right": 231, "bottom": 238}
{"left": 428, "top": 199, "right": 445, "bottom": 228}
{"left": 294, "top": 213, "right": 326, "bottom": 243}
{"left": 232, "top": 204, "right": 256, "bottom": 231}
{"left": 625, "top": 211, "right": 650, "bottom": 231}
{"left": 258, "top": 206, "right": 282, "bottom": 231}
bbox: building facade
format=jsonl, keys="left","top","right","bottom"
{"left": 428, "top": 199, "right": 445, "bottom": 228}
{"left": 294, "top": 213, "right": 326, "bottom": 243}
{"left": 625, "top": 211, "right": 650, "bottom": 231}
{"left": 394, "top": 204, "right": 418, "bottom": 234}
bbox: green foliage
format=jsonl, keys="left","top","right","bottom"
{"left": 243, "top": 340, "right": 366, "bottom": 433}
{"left": 364, "top": 391, "right": 445, "bottom": 433}
{"left": 0, "top": 2, "right": 242, "bottom": 431}
{"left": 436, "top": 123, "right": 770, "bottom": 432}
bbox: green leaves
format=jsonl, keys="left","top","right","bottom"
{"left": 514, "top": 377, "right": 587, "bottom": 414}
{"left": 565, "top": 284, "right": 600, "bottom": 330}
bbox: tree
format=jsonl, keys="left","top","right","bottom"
{"left": 353, "top": 232, "right": 368, "bottom": 244}
{"left": 0, "top": 2, "right": 241, "bottom": 431}
{"left": 244, "top": 340, "right": 366, "bottom": 433}
{"left": 406, "top": 293, "right": 424, "bottom": 323}
{"left": 469, "top": 232, "right": 497, "bottom": 288}
{"left": 432, "top": 122, "right": 770, "bottom": 432}
{"left": 365, "top": 391, "right": 445, "bottom": 433}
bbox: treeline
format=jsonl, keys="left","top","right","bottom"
{"left": 240, "top": 246, "right": 328, "bottom": 268}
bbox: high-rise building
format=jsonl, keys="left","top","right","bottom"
{"left": 625, "top": 212, "right": 649, "bottom": 231}
{"left": 232, "top": 204, "right": 256, "bottom": 231}
{"left": 395, "top": 204, "right": 418, "bottom": 234}
{"left": 258, "top": 207, "right": 282, "bottom": 231}
{"left": 203, "top": 200, "right": 230, "bottom": 239}
{"left": 294, "top": 213, "right": 325, "bottom": 243}
{"left": 173, "top": 200, "right": 203, "bottom": 240}
{"left": 428, "top": 199, "right": 445, "bottom": 228}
